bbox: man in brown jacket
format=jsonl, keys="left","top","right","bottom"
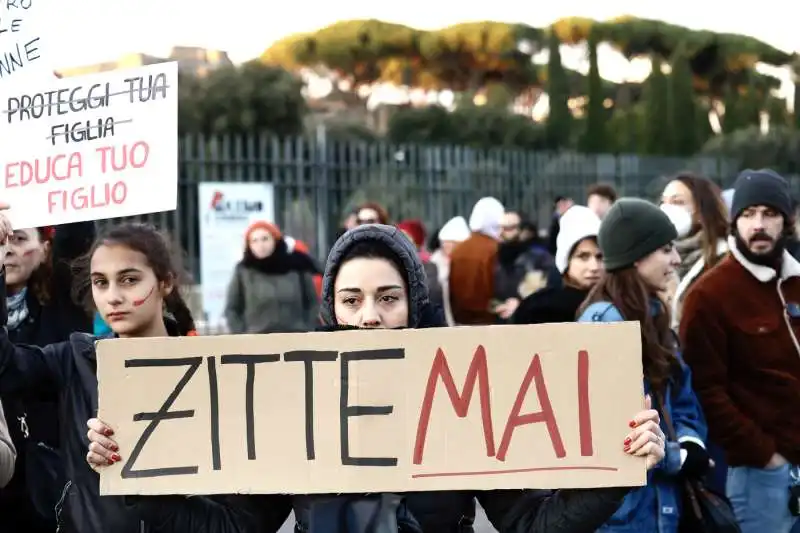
{"left": 448, "top": 197, "right": 504, "bottom": 325}
{"left": 680, "top": 169, "right": 800, "bottom": 533}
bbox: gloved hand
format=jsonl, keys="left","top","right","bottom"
{"left": 680, "top": 441, "right": 711, "bottom": 478}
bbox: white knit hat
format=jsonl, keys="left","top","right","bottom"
{"left": 555, "top": 206, "right": 602, "bottom": 274}
{"left": 438, "top": 216, "right": 470, "bottom": 242}
{"left": 468, "top": 197, "right": 504, "bottom": 240}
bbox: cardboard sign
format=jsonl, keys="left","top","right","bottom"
{"left": 0, "top": 0, "right": 50, "bottom": 85}
{"left": 0, "top": 62, "right": 178, "bottom": 228}
{"left": 97, "top": 322, "right": 646, "bottom": 496}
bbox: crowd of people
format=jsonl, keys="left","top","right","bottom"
{"left": 0, "top": 168, "right": 795, "bottom": 533}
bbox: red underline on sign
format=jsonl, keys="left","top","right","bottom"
{"left": 411, "top": 466, "right": 619, "bottom": 479}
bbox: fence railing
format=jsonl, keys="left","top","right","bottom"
{"left": 102, "top": 129, "right": 747, "bottom": 282}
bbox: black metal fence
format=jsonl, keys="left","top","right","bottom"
{"left": 102, "top": 129, "right": 747, "bottom": 282}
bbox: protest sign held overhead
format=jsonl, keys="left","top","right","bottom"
{"left": 97, "top": 322, "right": 646, "bottom": 496}
{"left": 0, "top": 61, "right": 178, "bottom": 228}
{"left": 0, "top": 0, "right": 49, "bottom": 84}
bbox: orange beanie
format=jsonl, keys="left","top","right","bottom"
{"left": 245, "top": 221, "right": 282, "bottom": 243}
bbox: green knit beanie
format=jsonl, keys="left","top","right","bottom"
{"left": 598, "top": 198, "right": 678, "bottom": 272}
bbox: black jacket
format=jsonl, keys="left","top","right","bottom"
{"left": 0, "top": 270, "right": 260, "bottom": 533}
{"left": 129, "top": 225, "right": 631, "bottom": 533}
{"left": 0, "top": 221, "right": 94, "bottom": 533}
{"left": 511, "top": 286, "right": 590, "bottom": 326}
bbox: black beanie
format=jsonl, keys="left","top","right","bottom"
{"left": 598, "top": 198, "right": 678, "bottom": 272}
{"left": 730, "top": 169, "right": 792, "bottom": 221}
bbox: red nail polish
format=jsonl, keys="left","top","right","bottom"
{"left": 629, "top": 420, "right": 637, "bottom": 428}
{"left": 104, "top": 428, "right": 114, "bottom": 437}
{"left": 624, "top": 437, "right": 632, "bottom": 445}
{"left": 107, "top": 458, "right": 114, "bottom": 465}
{"left": 623, "top": 445, "right": 631, "bottom": 452}
{"left": 111, "top": 453, "right": 121, "bottom": 462}
{"left": 110, "top": 444, "right": 118, "bottom": 452}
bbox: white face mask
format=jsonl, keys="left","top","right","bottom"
{"left": 660, "top": 203, "right": 693, "bottom": 238}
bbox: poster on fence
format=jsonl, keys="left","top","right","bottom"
{"left": 0, "top": 61, "right": 178, "bottom": 228}
{"left": 97, "top": 321, "right": 646, "bottom": 496}
{"left": 0, "top": 0, "right": 53, "bottom": 86}
{"left": 198, "top": 182, "right": 276, "bottom": 328}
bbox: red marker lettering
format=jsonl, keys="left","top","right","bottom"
{"left": 496, "top": 353, "right": 564, "bottom": 461}
{"left": 413, "top": 346, "right": 495, "bottom": 465}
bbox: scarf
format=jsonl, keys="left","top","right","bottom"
{"left": 674, "top": 232, "right": 704, "bottom": 279}
{"left": 7, "top": 288, "right": 29, "bottom": 330}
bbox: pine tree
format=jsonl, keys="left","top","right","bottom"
{"left": 766, "top": 97, "right": 789, "bottom": 129}
{"left": 794, "top": 79, "right": 800, "bottom": 129}
{"left": 669, "top": 47, "right": 700, "bottom": 156}
{"left": 580, "top": 28, "right": 607, "bottom": 153}
{"left": 722, "top": 84, "right": 744, "bottom": 133}
{"left": 643, "top": 55, "right": 671, "bottom": 154}
{"left": 545, "top": 30, "right": 571, "bottom": 149}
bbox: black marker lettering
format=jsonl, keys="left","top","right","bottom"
{"left": 340, "top": 349, "right": 404, "bottom": 467}
{"left": 220, "top": 354, "right": 280, "bottom": 460}
{"left": 122, "top": 357, "right": 202, "bottom": 479}
{"left": 207, "top": 356, "right": 221, "bottom": 470}
{"left": 283, "top": 350, "right": 338, "bottom": 460}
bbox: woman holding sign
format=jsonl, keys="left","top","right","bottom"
{"left": 0, "top": 215, "right": 294, "bottom": 533}
{"left": 86, "top": 223, "right": 668, "bottom": 533}
{"left": 577, "top": 198, "right": 710, "bottom": 533}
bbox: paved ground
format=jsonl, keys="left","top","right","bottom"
{"left": 277, "top": 505, "right": 496, "bottom": 532}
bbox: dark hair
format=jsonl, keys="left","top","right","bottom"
{"left": 357, "top": 202, "right": 390, "bottom": 224}
{"left": 670, "top": 172, "right": 729, "bottom": 268}
{"left": 25, "top": 228, "right": 56, "bottom": 304}
{"left": 427, "top": 228, "right": 441, "bottom": 252}
{"left": 338, "top": 240, "right": 408, "bottom": 290}
{"left": 520, "top": 219, "right": 538, "bottom": 234}
{"left": 587, "top": 183, "right": 618, "bottom": 203}
{"left": 72, "top": 223, "right": 196, "bottom": 336}
{"left": 579, "top": 268, "right": 681, "bottom": 394}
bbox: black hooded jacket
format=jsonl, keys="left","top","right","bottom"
{"left": 0, "top": 221, "right": 95, "bottom": 533}
{"left": 130, "top": 224, "right": 631, "bottom": 533}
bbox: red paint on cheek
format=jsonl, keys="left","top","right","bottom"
{"left": 133, "top": 286, "right": 155, "bottom": 307}
{"left": 22, "top": 250, "right": 35, "bottom": 257}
